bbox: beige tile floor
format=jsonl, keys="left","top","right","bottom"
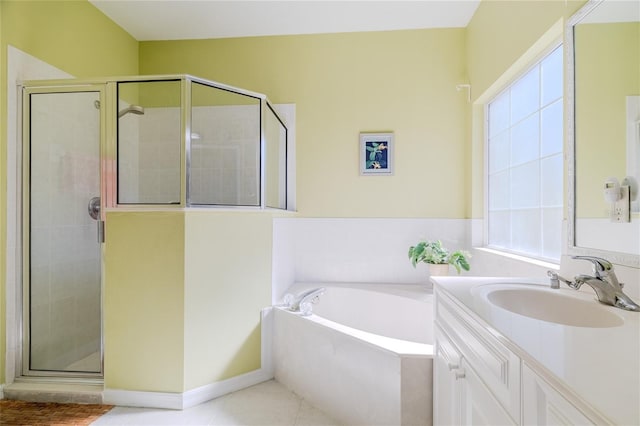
{"left": 92, "top": 380, "right": 339, "bottom": 426}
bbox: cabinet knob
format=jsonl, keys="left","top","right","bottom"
{"left": 447, "top": 362, "right": 459, "bottom": 371}
{"left": 454, "top": 369, "right": 466, "bottom": 380}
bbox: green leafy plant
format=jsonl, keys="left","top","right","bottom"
{"left": 408, "top": 240, "right": 471, "bottom": 274}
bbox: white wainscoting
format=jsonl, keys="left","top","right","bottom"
{"left": 272, "top": 218, "right": 470, "bottom": 304}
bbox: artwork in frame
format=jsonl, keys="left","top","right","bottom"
{"left": 360, "top": 132, "right": 394, "bottom": 175}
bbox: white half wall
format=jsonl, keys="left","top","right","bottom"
{"left": 272, "top": 218, "right": 470, "bottom": 304}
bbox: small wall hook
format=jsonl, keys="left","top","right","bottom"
{"left": 456, "top": 84, "right": 471, "bottom": 103}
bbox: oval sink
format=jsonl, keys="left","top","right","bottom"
{"left": 485, "top": 287, "right": 624, "bottom": 328}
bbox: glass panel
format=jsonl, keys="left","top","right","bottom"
{"left": 265, "top": 104, "right": 287, "bottom": 209}
{"left": 510, "top": 66, "right": 540, "bottom": 124}
{"left": 541, "top": 46, "right": 563, "bottom": 106}
{"left": 488, "top": 91, "right": 510, "bottom": 137}
{"left": 488, "top": 130, "right": 509, "bottom": 173}
{"left": 512, "top": 208, "right": 541, "bottom": 255}
{"left": 486, "top": 45, "right": 563, "bottom": 262}
{"left": 541, "top": 154, "right": 563, "bottom": 207}
{"left": 488, "top": 170, "right": 510, "bottom": 210}
{"left": 511, "top": 160, "right": 540, "bottom": 209}
{"left": 190, "top": 82, "right": 260, "bottom": 206}
{"left": 118, "top": 80, "right": 181, "bottom": 204}
{"left": 29, "top": 91, "right": 101, "bottom": 373}
{"left": 510, "top": 113, "right": 539, "bottom": 166}
{"left": 541, "top": 100, "right": 563, "bottom": 156}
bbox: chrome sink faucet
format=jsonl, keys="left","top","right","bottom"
{"left": 547, "top": 256, "right": 640, "bottom": 312}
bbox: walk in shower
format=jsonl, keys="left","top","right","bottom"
{"left": 21, "top": 75, "right": 289, "bottom": 378}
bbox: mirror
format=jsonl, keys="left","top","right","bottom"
{"left": 568, "top": 0, "right": 640, "bottom": 267}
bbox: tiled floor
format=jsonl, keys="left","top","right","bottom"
{"left": 92, "top": 380, "right": 339, "bottom": 425}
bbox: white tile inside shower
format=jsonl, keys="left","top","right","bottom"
{"left": 190, "top": 105, "right": 260, "bottom": 206}
{"left": 117, "top": 101, "right": 141, "bottom": 203}
{"left": 28, "top": 91, "right": 102, "bottom": 372}
{"left": 136, "top": 107, "right": 182, "bottom": 204}
{"left": 125, "top": 105, "right": 260, "bottom": 205}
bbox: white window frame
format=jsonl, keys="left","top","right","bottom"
{"left": 483, "top": 43, "right": 564, "bottom": 263}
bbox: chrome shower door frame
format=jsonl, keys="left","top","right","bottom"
{"left": 20, "top": 83, "right": 108, "bottom": 379}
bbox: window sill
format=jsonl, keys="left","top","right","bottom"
{"left": 474, "top": 247, "right": 560, "bottom": 271}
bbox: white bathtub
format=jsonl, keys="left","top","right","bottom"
{"left": 273, "top": 283, "right": 434, "bottom": 426}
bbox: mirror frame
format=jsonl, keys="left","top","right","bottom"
{"left": 566, "top": 0, "right": 640, "bottom": 268}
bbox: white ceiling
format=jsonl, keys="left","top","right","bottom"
{"left": 89, "top": 0, "right": 481, "bottom": 41}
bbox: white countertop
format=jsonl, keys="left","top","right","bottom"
{"left": 431, "top": 276, "right": 640, "bottom": 425}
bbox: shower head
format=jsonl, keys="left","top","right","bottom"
{"left": 118, "top": 105, "right": 145, "bottom": 118}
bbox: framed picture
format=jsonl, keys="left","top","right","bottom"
{"left": 360, "top": 132, "right": 394, "bottom": 175}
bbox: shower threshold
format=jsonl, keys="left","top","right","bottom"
{"left": 3, "top": 377, "right": 103, "bottom": 404}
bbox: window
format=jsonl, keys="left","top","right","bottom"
{"left": 486, "top": 45, "right": 563, "bottom": 262}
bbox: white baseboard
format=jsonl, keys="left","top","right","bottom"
{"left": 104, "top": 367, "right": 273, "bottom": 410}
{"left": 183, "top": 368, "right": 273, "bottom": 409}
{"left": 104, "top": 308, "right": 275, "bottom": 410}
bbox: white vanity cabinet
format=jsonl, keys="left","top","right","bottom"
{"left": 459, "top": 357, "right": 516, "bottom": 425}
{"left": 521, "top": 363, "right": 597, "bottom": 425}
{"left": 435, "top": 323, "right": 517, "bottom": 425}
{"left": 434, "top": 326, "right": 463, "bottom": 425}
{"left": 434, "top": 285, "right": 608, "bottom": 426}
{"left": 434, "top": 289, "right": 520, "bottom": 425}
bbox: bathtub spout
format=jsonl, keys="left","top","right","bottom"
{"left": 288, "top": 287, "right": 325, "bottom": 315}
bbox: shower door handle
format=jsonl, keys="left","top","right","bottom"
{"left": 88, "top": 196, "right": 105, "bottom": 243}
{"left": 97, "top": 220, "right": 105, "bottom": 243}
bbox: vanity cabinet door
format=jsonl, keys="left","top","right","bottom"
{"left": 434, "top": 325, "right": 463, "bottom": 425}
{"left": 459, "top": 359, "right": 517, "bottom": 426}
{"left": 522, "top": 363, "right": 601, "bottom": 425}
{"left": 434, "top": 325, "right": 517, "bottom": 426}
{"left": 435, "top": 288, "right": 521, "bottom": 420}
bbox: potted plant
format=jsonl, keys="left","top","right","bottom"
{"left": 408, "top": 240, "right": 470, "bottom": 276}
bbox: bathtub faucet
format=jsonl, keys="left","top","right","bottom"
{"left": 287, "top": 287, "right": 325, "bottom": 316}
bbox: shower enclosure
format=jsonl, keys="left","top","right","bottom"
{"left": 20, "top": 75, "right": 288, "bottom": 378}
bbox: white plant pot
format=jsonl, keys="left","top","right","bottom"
{"left": 428, "top": 263, "right": 450, "bottom": 276}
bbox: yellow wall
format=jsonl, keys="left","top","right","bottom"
{"left": 0, "top": 0, "right": 138, "bottom": 385}
{"left": 104, "top": 210, "right": 273, "bottom": 392}
{"left": 465, "top": 0, "right": 586, "bottom": 219}
{"left": 467, "top": 0, "right": 585, "bottom": 101}
{"left": 184, "top": 212, "right": 272, "bottom": 389}
{"left": 104, "top": 212, "right": 185, "bottom": 392}
{"left": 139, "top": 29, "right": 469, "bottom": 218}
{"left": 575, "top": 22, "right": 640, "bottom": 218}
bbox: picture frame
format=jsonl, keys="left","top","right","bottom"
{"left": 360, "top": 132, "right": 394, "bottom": 175}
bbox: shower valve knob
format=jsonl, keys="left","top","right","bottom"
{"left": 88, "top": 196, "right": 100, "bottom": 220}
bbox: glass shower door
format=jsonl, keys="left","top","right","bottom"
{"left": 25, "top": 88, "right": 103, "bottom": 375}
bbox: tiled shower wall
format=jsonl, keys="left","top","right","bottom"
{"left": 123, "top": 105, "right": 259, "bottom": 205}
{"left": 190, "top": 105, "right": 260, "bottom": 206}
{"left": 117, "top": 101, "right": 141, "bottom": 203}
{"left": 29, "top": 92, "right": 101, "bottom": 370}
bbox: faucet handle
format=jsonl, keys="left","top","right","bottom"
{"left": 572, "top": 256, "right": 613, "bottom": 277}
